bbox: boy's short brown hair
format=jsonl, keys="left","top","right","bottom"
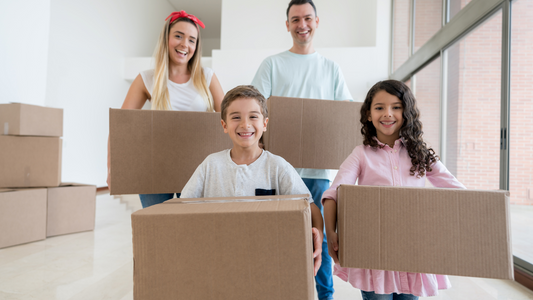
{"left": 221, "top": 85, "right": 268, "bottom": 122}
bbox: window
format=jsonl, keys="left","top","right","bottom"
{"left": 443, "top": 10, "right": 502, "bottom": 190}
{"left": 392, "top": 0, "right": 412, "bottom": 72}
{"left": 509, "top": 0, "right": 533, "bottom": 265}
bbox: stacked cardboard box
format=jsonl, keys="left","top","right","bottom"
{"left": 131, "top": 195, "right": 314, "bottom": 300}
{"left": 0, "top": 103, "right": 96, "bottom": 248}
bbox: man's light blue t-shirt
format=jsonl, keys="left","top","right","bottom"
{"left": 251, "top": 50, "right": 353, "bottom": 180}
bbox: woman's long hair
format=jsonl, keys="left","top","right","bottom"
{"left": 151, "top": 18, "right": 213, "bottom": 111}
{"left": 360, "top": 80, "right": 438, "bottom": 177}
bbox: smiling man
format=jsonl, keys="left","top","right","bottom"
{"left": 251, "top": 1, "right": 352, "bottom": 299}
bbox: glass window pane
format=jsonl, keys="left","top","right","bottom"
{"left": 414, "top": 0, "right": 443, "bottom": 52}
{"left": 444, "top": 10, "right": 502, "bottom": 190}
{"left": 448, "top": 0, "right": 473, "bottom": 22}
{"left": 393, "top": 0, "right": 411, "bottom": 72}
{"left": 510, "top": 0, "right": 533, "bottom": 264}
{"left": 412, "top": 57, "right": 442, "bottom": 156}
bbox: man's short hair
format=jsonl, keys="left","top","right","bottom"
{"left": 221, "top": 85, "right": 268, "bottom": 122}
{"left": 286, "top": 0, "right": 317, "bottom": 19}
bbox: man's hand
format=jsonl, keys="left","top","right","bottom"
{"left": 312, "top": 227, "right": 322, "bottom": 276}
{"left": 327, "top": 230, "right": 339, "bottom": 264}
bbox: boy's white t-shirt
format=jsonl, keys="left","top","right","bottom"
{"left": 180, "top": 149, "right": 313, "bottom": 203}
{"left": 140, "top": 67, "right": 214, "bottom": 111}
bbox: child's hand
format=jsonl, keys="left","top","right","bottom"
{"left": 311, "top": 227, "right": 322, "bottom": 276}
{"left": 327, "top": 231, "right": 339, "bottom": 264}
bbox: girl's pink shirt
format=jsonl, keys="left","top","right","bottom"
{"left": 322, "top": 138, "right": 466, "bottom": 297}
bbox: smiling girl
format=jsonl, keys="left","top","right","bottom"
{"left": 322, "top": 80, "right": 465, "bottom": 300}
{"left": 107, "top": 11, "right": 224, "bottom": 208}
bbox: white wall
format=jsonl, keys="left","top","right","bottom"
{"left": 0, "top": 0, "right": 51, "bottom": 106}
{"left": 214, "top": 0, "right": 390, "bottom": 102}
{"left": 220, "top": 0, "right": 378, "bottom": 50}
{"left": 44, "top": 0, "right": 175, "bottom": 187}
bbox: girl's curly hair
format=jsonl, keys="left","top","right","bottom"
{"left": 360, "top": 80, "right": 438, "bottom": 178}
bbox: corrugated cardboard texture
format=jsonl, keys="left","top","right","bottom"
{"left": 47, "top": 183, "right": 97, "bottom": 237}
{"left": 0, "top": 103, "right": 63, "bottom": 137}
{"left": 0, "top": 136, "right": 62, "bottom": 188}
{"left": 132, "top": 197, "right": 314, "bottom": 300}
{"left": 264, "top": 96, "right": 363, "bottom": 169}
{"left": 0, "top": 188, "right": 47, "bottom": 249}
{"left": 109, "top": 109, "right": 233, "bottom": 195}
{"left": 337, "top": 185, "right": 513, "bottom": 280}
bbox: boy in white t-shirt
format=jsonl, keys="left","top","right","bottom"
{"left": 181, "top": 85, "right": 323, "bottom": 275}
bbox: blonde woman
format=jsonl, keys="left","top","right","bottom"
{"left": 107, "top": 11, "right": 224, "bottom": 208}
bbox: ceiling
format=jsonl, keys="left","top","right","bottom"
{"left": 167, "top": 0, "right": 222, "bottom": 39}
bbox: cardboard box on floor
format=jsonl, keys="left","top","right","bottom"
{"left": 47, "top": 183, "right": 97, "bottom": 237}
{"left": 0, "top": 135, "right": 62, "bottom": 188}
{"left": 131, "top": 195, "right": 314, "bottom": 300}
{"left": 264, "top": 96, "right": 364, "bottom": 170}
{"left": 109, "top": 109, "right": 233, "bottom": 195}
{"left": 336, "top": 185, "right": 513, "bottom": 280}
{"left": 0, "top": 188, "right": 47, "bottom": 249}
{"left": 0, "top": 103, "right": 63, "bottom": 137}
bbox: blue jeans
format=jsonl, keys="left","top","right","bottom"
{"left": 139, "top": 193, "right": 180, "bottom": 208}
{"left": 361, "top": 291, "right": 419, "bottom": 300}
{"left": 302, "top": 178, "right": 334, "bottom": 300}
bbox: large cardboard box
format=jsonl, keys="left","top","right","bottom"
{"left": 264, "top": 96, "right": 364, "bottom": 170}
{"left": 132, "top": 195, "right": 314, "bottom": 300}
{"left": 0, "top": 103, "right": 63, "bottom": 137}
{"left": 337, "top": 185, "right": 513, "bottom": 279}
{"left": 0, "top": 188, "right": 47, "bottom": 249}
{"left": 0, "top": 135, "right": 62, "bottom": 188}
{"left": 109, "top": 109, "right": 232, "bottom": 195}
{"left": 46, "top": 183, "right": 97, "bottom": 237}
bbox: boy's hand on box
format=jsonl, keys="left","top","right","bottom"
{"left": 312, "top": 227, "right": 322, "bottom": 276}
{"left": 327, "top": 231, "right": 339, "bottom": 264}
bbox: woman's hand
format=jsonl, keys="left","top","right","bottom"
{"left": 327, "top": 230, "right": 339, "bottom": 264}
{"left": 311, "top": 227, "right": 322, "bottom": 276}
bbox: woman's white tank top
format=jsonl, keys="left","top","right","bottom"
{"left": 140, "top": 67, "right": 214, "bottom": 111}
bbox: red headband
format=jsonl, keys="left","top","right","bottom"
{"left": 165, "top": 11, "right": 205, "bottom": 29}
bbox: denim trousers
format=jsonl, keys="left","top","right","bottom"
{"left": 302, "top": 178, "right": 334, "bottom": 300}
{"left": 138, "top": 193, "right": 181, "bottom": 208}
{"left": 361, "top": 291, "right": 419, "bottom": 300}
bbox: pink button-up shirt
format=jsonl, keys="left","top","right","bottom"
{"left": 322, "top": 139, "right": 466, "bottom": 297}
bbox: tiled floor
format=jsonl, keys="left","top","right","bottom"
{"left": 0, "top": 193, "right": 532, "bottom": 300}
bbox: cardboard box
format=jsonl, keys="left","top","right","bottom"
{"left": 109, "top": 109, "right": 233, "bottom": 195}
{"left": 0, "top": 135, "right": 62, "bottom": 188}
{"left": 337, "top": 185, "right": 513, "bottom": 280}
{"left": 47, "top": 183, "right": 97, "bottom": 237}
{"left": 132, "top": 195, "right": 314, "bottom": 300}
{"left": 264, "top": 96, "right": 364, "bottom": 170}
{"left": 0, "top": 188, "right": 47, "bottom": 249}
{"left": 0, "top": 103, "right": 63, "bottom": 137}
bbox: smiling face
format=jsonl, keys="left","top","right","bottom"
{"left": 368, "top": 90, "right": 404, "bottom": 146}
{"left": 221, "top": 98, "right": 268, "bottom": 151}
{"left": 286, "top": 3, "right": 319, "bottom": 46}
{"left": 168, "top": 20, "right": 198, "bottom": 66}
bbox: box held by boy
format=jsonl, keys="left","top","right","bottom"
{"left": 47, "top": 183, "right": 97, "bottom": 237}
{"left": 337, "top": 185, "right": 513, "bottom": 280}
{"left": 0, "top": 135, "right": 62, "bottom": 188}
{"left": 264, "top": 96, "right": 364, "bottom": 170}
{"left": 131, "top": 195, "right": 314, "bottom": 300}
{"left": 109, "top": 109, "right": 233, "bottom": 195}
{"left": 0, "top": 103, "right": 63, "bottom": 137}
{"left": 0, "top": 188, "right": 47, "bottom": 249}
